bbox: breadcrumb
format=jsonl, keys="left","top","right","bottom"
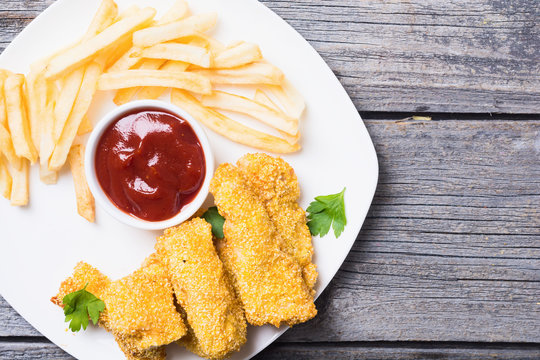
{"left": 156, "top": 218, "right": 246, "bottom": 359}
{"left": 210, "top": 163, "right": 317, "bottom": 327}
{"left": 103, "top": 255, "right": 187, "bottom": 351}
{"left": 237, "top": 153, "right": 317, "bottom": 291}
{"left": 51, "top": 257, "right": 186, "bottom": 360}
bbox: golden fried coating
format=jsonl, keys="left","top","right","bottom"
{"left": 103, "top": 255, "right": 187, "bottom": 352}
{"left": 51, "top": 262, "right": 111, "bottom": 306}
{"left": 113, "top": 334, "right": 166, "bottom": 360}
{"left": 236, "top": 153, "right": 317, "bottom": 291}
{"left": 52, "top": 257, "right": 186, "bottom": 360}
{"left": 156, "top": 218, "right": 246, "bottom": 360}
{"left": 210, "top": 163, "right": 317, "bottom": 327}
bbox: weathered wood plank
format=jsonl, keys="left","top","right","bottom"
{"left": 1, "top": 341, "right": 540, "bottom": 360}
{"left": 258, "top": 343, "right": 540, "bottom": 360}
{"left": 0, "top": 0, "right": 538, "bottom": 113}
{"left": 281, "top": 118, "right": 540, "bottom": 343}
{"left": 260, "top": 0, "right": 540, "bottom": 113}
{"left": 0, "top": 300, "right": 41, "bottom": 337}
{"left": 1, "top": 119, "right": 538, "bottom": 343}
{"left": 0, "top": 341, "right": 72, "bottom": 360}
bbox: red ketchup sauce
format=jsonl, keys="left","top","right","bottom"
{"left": 95, "top": 109, "right": 205, "bottom": 221}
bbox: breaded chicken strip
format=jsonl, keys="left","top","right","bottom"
{"left": 52, "top": 257, "right": 186, "bottom": 360}
{"left": 52, "top": 262, "right": 165, "bottom": 360}
{"left": 104, "top": 254, "right": 187, "bottom": 353}
{"left": 156, "top": 218, "right": 246, "bottom": 360}
{"left": 237, "top": 153, "right": 317, "bottom": 291}
{"left": 210, "top": 164, "right": 316, "bottom": 327}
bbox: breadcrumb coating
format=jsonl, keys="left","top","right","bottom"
{"left": 210, "top": 163, "right": 317, "bottom": 327}
{"left": 113, "top": 335, "right": 166, "bottom": 360}
{"left": 52, "top": 258, "right": 186, "bottom": 360}
{"left": 236, "top": 153, "right": 317, "bottom": 291}
{"left": 51, "top": 262, "right": 111, "bottom": 306}
{"left": 156, "top": 218, "right": 246, "bottom": 359}
{"left": 104, "top": 255, "right": 187, "bottom": 351}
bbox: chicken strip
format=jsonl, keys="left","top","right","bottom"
{"left": 104, "top": 254, "right": 187, "bottom": 353}
{"left": 52, "top": 256, "right": 186, "bottom": 360}
{"left": 210, "top": 163, "right": 316, "bottom": 327}
{"left": 156, "top": 218, "right": 246, "bottom": 360}
{"left": 52, "top": 262, "right": 164, "bottom": 360}
{"left": 236, "top": 153, "right": 317, "bottom": 291}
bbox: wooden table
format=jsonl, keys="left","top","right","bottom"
{"left": 1, "top": 0, "right": 539, "bottom": 359}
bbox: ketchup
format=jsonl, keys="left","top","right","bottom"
{"left": 95, "top": 109, "right": 205, "bottom": 221}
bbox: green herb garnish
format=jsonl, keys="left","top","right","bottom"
{"left": 202, "top": 206, "right": 225, "bottom": 239}
{"left": 307, "top": 188, "right": 347, "bottom": 238}
{"left": 62, "top": 283, "right": 105, "bottom": 332}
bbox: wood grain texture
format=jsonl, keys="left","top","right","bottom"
{"left": 258, "top": 343, "right": 540, "bottom": 360}
{"left": 0, "top": 0, "right": 538, "bottom": 113}
{"left": 281, "top": 118, "right": 540, "bottom": 343}
{"left": 1, "top": 119, "right": 538, "bottom": 342}
{"left": 258, "top": 0, "right": 540, "bottom": 113}
{"left": 1, "top": 341, "right": 540, "bottom": 360}
{"left": 0, "top": 342, "right": 72, "bottom": 360}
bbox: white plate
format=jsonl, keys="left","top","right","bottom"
{"left": 0, "top": 0, "right": 378, "bottom": 359}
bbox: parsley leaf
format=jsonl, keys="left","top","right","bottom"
{"left": 307, "top": 188, "right": 347, "bottom": 238}
{"left": 62, "top": 283, "right": 105, "bottom": 332}
{"left": 202, "top": 206, "right": 225, "bottom": 239}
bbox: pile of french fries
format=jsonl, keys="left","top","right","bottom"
{"left": 0, "top": 0, "right": 305, "bottom": 221}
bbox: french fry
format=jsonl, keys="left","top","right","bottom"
{"left": 102, "top": 34, "right": 135, "bottom": 70}
{"left": 68, "top": 145, "right": 95, "bottom": 222}
{"left": 0, "top": 71, "right": 9, "bottom": 128}
{"left": 157, "top": 59, "right": 191, "bottom": 72}
{"left": 133, "top": 12, "right": 217, "bottom": 48}
{"left": 39, "top": 87, "right": 58, "bottom": 184}
{"left": 84, "top": 0, "right": 118, "bottom": 40}
{"left": 253, "top": 89, "right": 280, "bottom": 112}
{"left": 104, "top": 43, "right": 142, "bottom": 73}
{"left": 213, "top": 42, "right": 262, "bottom": 68}
{"left": 10, "top": 157, "right": 29, "bottom": 206}
{"left": 25, "top": 70, "right": 47, "bottom": 152}
{"left": 5, "top": 74, "right": 38, "bottom": 163}
{"left": 191, "top": 62, "right": 283, "bottom": 85}
{"left": 49, "top": 62, "right": 101, "bottom": 171}
{"left": 105, "top": 1, "right": 189, "bottom": 73}
{"left": 0, "top": 123, "right": 19, "bottom": 167}
{"left": 53, "top": 67, "right": 85, "bottom": 141}
{"left": 113, "top": 58, "right": 166, "bottom": 105}
{"left": 171, "top": 89, "right": 299, "bottom": 153}
{"left": 263, "top": 77, "right": 305, "bottom": 119}
{"left": 115, "top": 5, "right": 141, "bottom": 22}
{"left": 158, "top": 0, "right": 190, "bottom": 24}
{"left": 136, "top": 60, "right": 189, "bottom": 100}
{"left": 77, "top": 115, "right": 93, "bottom": 136}
{"left": 178, "top": 32, "right": 226, "bottom": 53}
{"left": 134, "top": 43, "right": 211, "bottom": 68}
{"left": 99, "top": 69, "right": 211, "bottom": 94}
{"left": 45, "top": 7, "right": 156, "bottom": 80}
{"left": 254, "top": 89, "right": 300, "bottom": 145}
{"left": 201, "top": 90, "right": 298, "bottom": 135}
{"left": 0, "top": 73, "right": 19, "bottom": 167}
{"left": 0, "top": 156, "right": 12, "bottom": 200}
{"left": 51, "top": 0, "right": 116, "bottom": 140}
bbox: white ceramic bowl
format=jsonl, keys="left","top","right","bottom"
{"left": 85, "top": 100, "right": 214, "bottom": 230}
